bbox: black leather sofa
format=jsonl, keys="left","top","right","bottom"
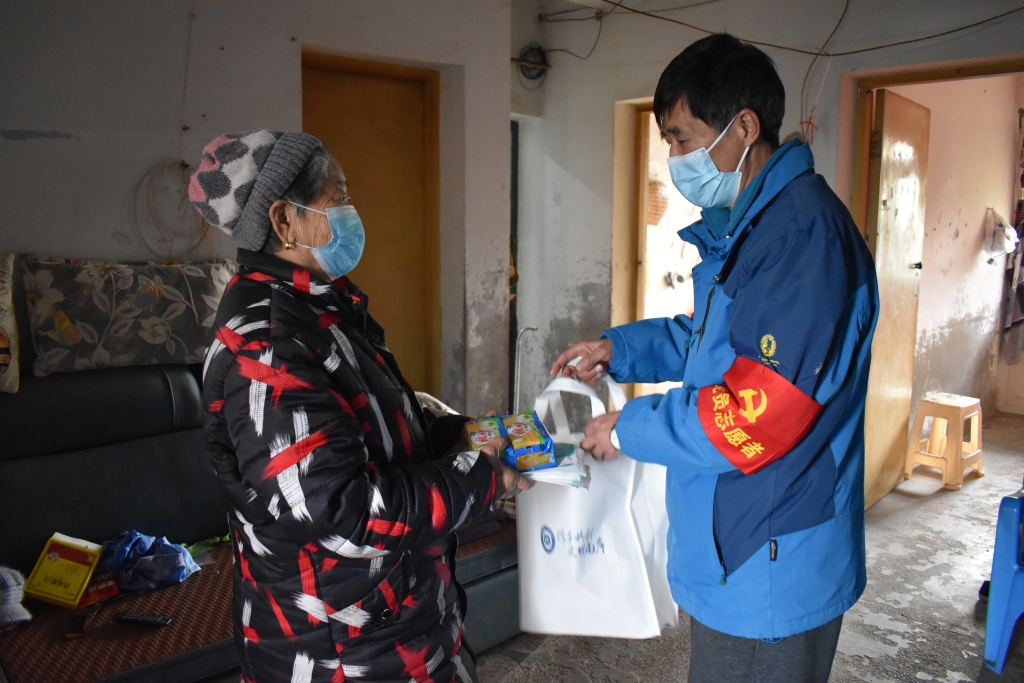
{"left": 0, "top": 330, "right": 519, "bottom": 682}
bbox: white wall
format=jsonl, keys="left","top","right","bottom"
{"left": 890, "top": 75, "right": 1021, "bottom": 417}
{"left": 0, "top": 0, "right": 512, "bottom": 413}
{"left": 513, "top": 0, "right": 1024, "bottom": 409}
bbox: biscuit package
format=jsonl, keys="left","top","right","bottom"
{"left": 464, "top": 417, "right": 506, "bottom": 450}
{"left": 501, "top": 412, "right": 555, "bottom": 472}
{"left": 462, "top": 411, "right": 557, "bottom": 472}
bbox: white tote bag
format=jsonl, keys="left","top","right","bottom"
{"left": 517, "top": 376, "right": 678, "bottom": 638}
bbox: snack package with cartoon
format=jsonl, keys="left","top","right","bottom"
{"left": 464, "top": 417, "right": 507, "bottom": 451}
{"left": 463, "top": 411, "right": 556, "bottom": 472}
{"left": 501, "top": 411, "right": 556, "bottom": 472}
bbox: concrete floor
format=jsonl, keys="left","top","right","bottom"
{"left": 477, "top": 412, "right": 1024, "bottom": 683}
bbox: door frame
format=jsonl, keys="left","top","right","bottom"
{"left": 301, "top": 52, "right": 442, "bottom": 396}
{"left": 843, "top": 55, "right": 1024, "bottom": 506}
{"left": 632, "top": 104, "right": 656, "bottom": 323}
{"left": 844, "top": 55, "right": 1024, "bottom": 237}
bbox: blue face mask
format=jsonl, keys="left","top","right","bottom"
{"left": 288, "top": 202, "right": 366, "bottom": 280}
{"left": 666, "top": 114, "right": 750, "bottom": 209}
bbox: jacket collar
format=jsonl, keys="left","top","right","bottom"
{"left": 235, "top": 249, "right": 369, "bottom": 317}
{"left": 678, "top": 139, "right": 814, "bottom": 259}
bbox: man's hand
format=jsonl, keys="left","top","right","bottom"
{"left": 581, "top": 411, "right": 621, "bottom": 461}
{"left": 550, "top": 339, "right": 613, "bottom": 384}
{"left": 479, "top": 436, "right": 533, "bottom": 498}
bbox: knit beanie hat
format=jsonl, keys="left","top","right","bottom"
{"left": 0, "top": 567, "right": 31, "bottom": 631}
{"left": 188, "top": 130, "right": 323, "bottom": 251}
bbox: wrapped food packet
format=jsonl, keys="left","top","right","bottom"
{"left": 464, "top": 417, "right": 506, "bottom": 450}
{"left": 501, "top": 412, "right": 556, "bottom": 472}
{"left": 464, "top": 411, "right": 556, "bottom": 472}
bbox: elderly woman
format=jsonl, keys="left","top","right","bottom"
{"left": 190, "top": 130, "right": 528, "bottom": 683}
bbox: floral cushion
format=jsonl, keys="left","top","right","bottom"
{"left": 0, "top": 254, "right": 19, "bottom": 393}
{"left": 23, "top": 257, "right": 236, "bottom": 376}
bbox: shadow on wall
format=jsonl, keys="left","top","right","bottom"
{"left": 912, "top": 313, "right": 1001, "bottom": 422}
{"left": 536, "top": 281, "right": 611, "bottom": 426}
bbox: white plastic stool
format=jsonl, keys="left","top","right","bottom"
{"left": 905, "top": 392, "right": 983, "bottom": 490}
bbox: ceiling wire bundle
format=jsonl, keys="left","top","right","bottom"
{"left": 540, "top": 0, "right": 724, "bottom": 22}
{"left": 515, "top": 11, "right": 605, "bottom": 89}
{"left": 128, "top": 158, "right": 217, "bottom": 262}
{"left": 799, "top": 0, "right": 849, "bottom": 144}
{"left": 526, "top": 0, "right": 1024, "bottom": 142}
{"left": 590, "top": 0, "right": 1024, "bottom": 57}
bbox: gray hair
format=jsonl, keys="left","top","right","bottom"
{"left": 263, "top": 146, "right": 339, "bottom": 254}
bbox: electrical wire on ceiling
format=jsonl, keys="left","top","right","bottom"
{"left": 799, "top": 0, "right": 849, "bottom": 144}
{"left": 540, "top": 0, "right": 724, "bottom": 22}
{"left": 547, "top": 11, "right": 605, "bottom": 59}
{"left": 516, "top": 11, "right": 604, "bottom": 88}
{"left": 526, "top": 0, "right": 1024, "bottom": 142}
{"left": 517, "top": 43, "right": 550, "bottom": 89}
{"left": 587, "top": 0, "right": 1024, "bottom": 58}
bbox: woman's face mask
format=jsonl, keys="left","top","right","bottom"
{"left": 288, "top": 202, "right": 366, "bottom": 281}
{"left": 666, "top": 114, "right": 750, "bottom": 209}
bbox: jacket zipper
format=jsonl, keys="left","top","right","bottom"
{"left": 694, "top": 286, "right": 716, "bottom": 351}
{"left": 711, "top": 507, "right": 728, "bottom": 584}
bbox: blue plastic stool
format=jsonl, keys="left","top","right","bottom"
{"left": 985, "top": 480, "right": 1024, "bottom": 673}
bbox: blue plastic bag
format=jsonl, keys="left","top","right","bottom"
{"left": 97, "top": 530, "right": 200, "bottom": 591}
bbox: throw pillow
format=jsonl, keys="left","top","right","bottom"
{"left": 0, "top": 254, "right": 19, "bottom": 393}
{"left": 23, "top": 257, "right": 236, "bottom": 376}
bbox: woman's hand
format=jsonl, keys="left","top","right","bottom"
{"left": 479, "top": 436, "right": 533, "bottom": 498}
{"left": 550, "top": 339, "right": 613, "bottom": 384}
{"left": 448, "top": 411, "right": 500, "bottom": 455}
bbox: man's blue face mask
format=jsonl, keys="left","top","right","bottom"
{"left": 666, "top": 114, "right": 750, "bottom": 209}
{"left": 288, "top": 202, "right": 366, "bottom": 281}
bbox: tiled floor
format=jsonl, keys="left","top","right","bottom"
{"left": 477, "top": 412, "right": 1024, "bottom": 683}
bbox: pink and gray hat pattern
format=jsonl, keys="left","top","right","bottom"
{"left": 188, "top": 130, "right": 322, "bottom": 252}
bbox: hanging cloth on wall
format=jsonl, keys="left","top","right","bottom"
{"left": 1001, "top": 111, "right": 1024, "bottom": 366}
{"left": 1002, "top": 243, "right": 1024, "bottom": 366}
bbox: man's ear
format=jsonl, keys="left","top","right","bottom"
{"left": 268, "top": 199, "right": 294, "bottom": 245}
{"left": 736, "top": 108, "right": 762, "bottom": 147}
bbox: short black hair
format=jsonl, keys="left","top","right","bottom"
{"left": 654, "top": 33, "right": 785, "bottom": 149}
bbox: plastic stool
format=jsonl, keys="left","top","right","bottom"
{"left": 905, "top": 392, "right": 983, "bottom": 490}
{"left": 984, "top": 480, "right": 1024, "bottom": 674}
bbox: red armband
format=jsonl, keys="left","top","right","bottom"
{"left": 697, "top": 356, "right": 822, "bottom": 474}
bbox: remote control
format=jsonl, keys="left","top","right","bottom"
{"left": 112, "top": 611, "right": 172, "bottom": 627}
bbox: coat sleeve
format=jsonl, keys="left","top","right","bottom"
{"left": 211, "top": 330, "right": 498, "bottom": 557}
{"left": 602, "top": 314, "right": 695, "bottom": 384}
{"left": 614, "top": 215, "right": 870, "bottom": 475}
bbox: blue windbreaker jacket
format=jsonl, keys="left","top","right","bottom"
{"left": 604, "top": 140, "right": 879, "bottom": 639}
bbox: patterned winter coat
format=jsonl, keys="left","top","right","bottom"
{"left": 202, "top": 249, "right": 499, "bottom": 683}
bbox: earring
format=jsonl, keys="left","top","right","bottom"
{"left": 284, "top": 242, "right": 293, "bottom": 250}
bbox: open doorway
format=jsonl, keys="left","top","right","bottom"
{"left": 851, "top": 68, "right": 1024, "bottom": 507}
{"left": 631, "top": 109, "right": 702, "bottom": 397}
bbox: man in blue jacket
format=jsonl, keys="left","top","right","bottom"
{"left": 551, "top": 34, "right": 879, "bottom": 683}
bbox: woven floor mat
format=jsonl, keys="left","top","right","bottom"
{"left": 0, "top": 543, "right": 234, "bottom": 683}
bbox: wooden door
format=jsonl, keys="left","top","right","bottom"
{"left": 302, "top": 53, "right": 440, "bottom": 394}
{"left": 863, "top": 89, "right": 929, "bottom": 508}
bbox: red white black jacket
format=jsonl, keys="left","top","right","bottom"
{"left": 202, "top": 249, "right": 498, "bottom": 683}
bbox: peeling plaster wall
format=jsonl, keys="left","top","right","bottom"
{"left": 513, "top": 0, "right": 1024, "bottom": 412}
{"left": 890, "top": 75, "right": 1021, "bottom": 419}
{"left": 0, "top": 0, "right": 511, "bottom": 413}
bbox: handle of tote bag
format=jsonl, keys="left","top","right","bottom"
{"left": 534, "top": 376, "right": 627, "bottom": 444}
